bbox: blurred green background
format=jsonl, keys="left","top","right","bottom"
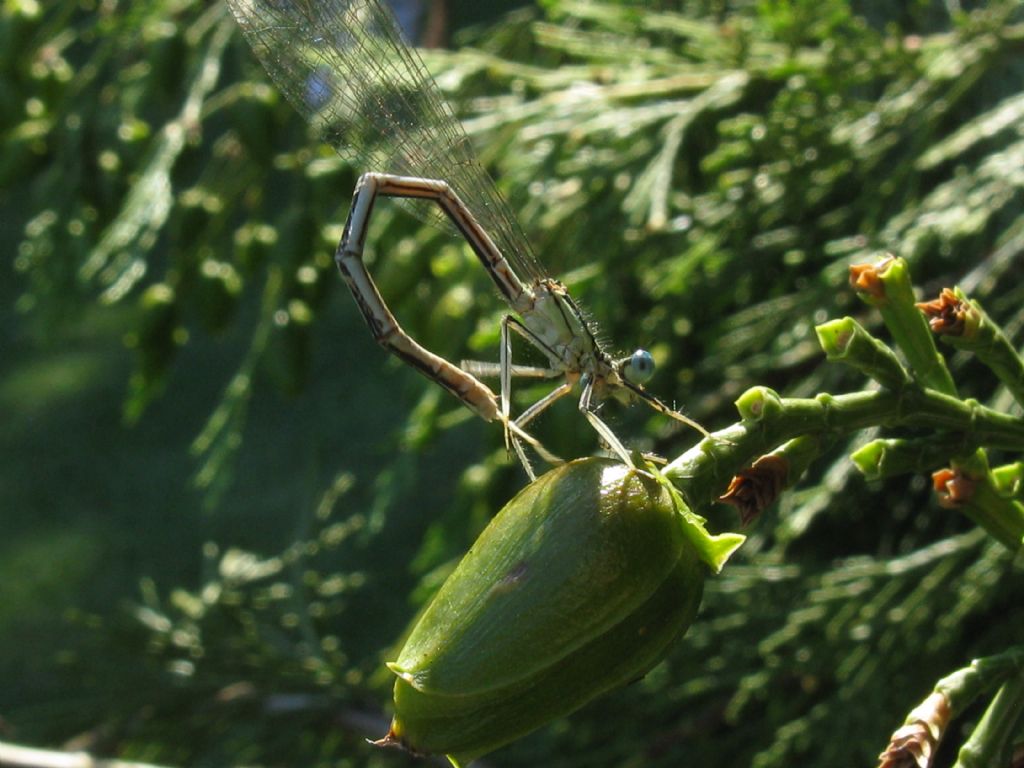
{"left": 2, "top": 0, "right": 1023, "bottom": 766}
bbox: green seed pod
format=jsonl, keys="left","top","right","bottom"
{"left": 378, "top": 457, "right": 708, "bottom": 766}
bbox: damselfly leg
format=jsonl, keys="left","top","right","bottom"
{"left": 336, "top": 173, "right": 559, "bottom": 478}
{"left": 338, "top": 173, "right": 708, "bottom": 475}
{"left": 468, "top": 303, "right": 711, "bottom": 467}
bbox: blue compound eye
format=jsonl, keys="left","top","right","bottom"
{"left": 623, "top": 349, "right": 655, "bottom": 384}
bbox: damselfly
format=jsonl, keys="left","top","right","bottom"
{"left": 224, "top": 0, "right": 708, "bottom": 477}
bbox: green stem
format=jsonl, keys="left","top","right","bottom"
{"left": 991, "top": 462, "right": 1024, "bottom": 499}
{"left": 953, "top": 671, "right": 1024, "bottom": 768}
{"left": 936, "top": 289, "right": 1024, "bottom": 410}
{"left": 773, "top": 434, "right": 826, "bottom": 482}
{"left": 938, "top": 647, "right": 1024, "bottom": 714}
{"left": 879, "top": 649, "right": 1024, "bottom": 768}
{"left": 944, "top": 451, "right": 1024, "bottom": 552}
{"left": 901, "top": 389, "right": 1024, "bottom": 444}
{"left": 816, "top": 316, "right": 909, "bottom": 390}
{"left": 665, "top": 386, "right": 1024, "bottom": 511}
{"left": 853, "top": 257, "right": 957, "bottom": 396}
{"left": 851, "top": 436, "right": 979, "bottom": 480}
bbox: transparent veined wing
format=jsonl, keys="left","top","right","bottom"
{"left": 224, "top": 0, "right": 544, "bottom": 281}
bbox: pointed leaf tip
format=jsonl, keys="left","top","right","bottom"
{"left": 647, "top": 459, "right": 745, "bottom": 573}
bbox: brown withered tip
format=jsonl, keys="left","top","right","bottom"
{"left": 932, "top": 467, "right": 976, "bottom": 508}
{"left": 370, "top": 727, "right": 412, "bottom": 754}
{"left": 916, "top": 288, "right": 968, "bottom": 336}
{"left": 877, "top": 722, "right": 932, "bottom": 768}
{"left": 849, "top": 256, "right": 895, "bottom": 298}
{"left": 877, "top": 691, "right": 950, "bottom": 768}
{"left": 719, "top": 454, "right": 789, "bottom": 525}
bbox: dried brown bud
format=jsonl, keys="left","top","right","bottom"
{"left": 849, "top": 256, "right": 895, "bottom": 298}
{"left": 932, "top": 467, "right": 976, "bottom": 508}
{"left": 719, "top": 454, "right": 789, "bottom": 524}
{"left": 916, "top": 288, "right": 969, "bottom": 336}
{"left": 877, "top": 691, "right": 950, "bottom": 768}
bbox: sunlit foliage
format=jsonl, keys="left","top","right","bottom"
{"left": 3, "top": 0, "right": 1023, "bottom": 765}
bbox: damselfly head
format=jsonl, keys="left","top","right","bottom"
{"left": 620, "top": 349, "right": 656, "bottom": 385}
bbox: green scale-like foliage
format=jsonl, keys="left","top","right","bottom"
{"left": 3, "top": 0, "right": 1023, "bottom": 766}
